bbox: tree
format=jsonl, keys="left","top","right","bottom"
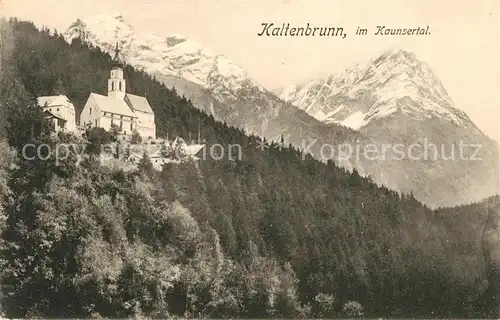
{"left": 115, "top": 139, "right": 121, "bottom": 159}
{"left": 160, "top": 141, "right": 173, "bottom": 158}
{"left": 313, "top": 293, "right": 336, "bottom": 317}
{"left": 84, "top": 127, "right": 112, "bottom": 155}
{"left": 482, "top": 207, "right": 500, "bottom": 316}
{"left": 123, "top": 144, "right": 131, "bottom": 160}
{"left": 173, "top": 140, "right": 188, "bottom": 160}
{"left": 343, "top": 301, "right": 363, "bottom": 317}
{"left": 130, "top": 130, "right": 142, "bottom": 144}
{"left": 137, "top": 152, "right": 154, "bottom": 177}
{"left": 52, "top": 77, "right": 66, "bottom": 95}
{"left": 110, "top": 124, "right": 120, "bottom": 142}
{"left": 2, "top": 80, "right": 48, "bottom": 151}
{"left": 3, "top": 18, "right": 496, "bottom": 319}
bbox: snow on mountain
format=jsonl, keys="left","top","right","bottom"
{"left": 63, "top": 14, "right": 499, "bottom": 208}
{"left": 278, "top": 48, "right": 498, "bottom": 207}
{"left": 278, "top": 49, "right": 475, "bottom": 130}
{"left": 64, "top": 13, "right": 262, "bottom": 102}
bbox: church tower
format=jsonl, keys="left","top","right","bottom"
{"left": 108, "top": 42, "right": 126, "bottom": 99}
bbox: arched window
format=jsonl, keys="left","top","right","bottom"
{"left": 111, "top": 82, "right": 114, "bottom": 91}
{"left": 119, "top": 81, "right": 122, "bottom": 91}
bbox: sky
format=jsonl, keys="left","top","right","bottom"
{"left": 2, "top": 0, "right": 499, "bottom": 141}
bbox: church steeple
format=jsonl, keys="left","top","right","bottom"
{"left": 112, "top": 41, "right": 123, "bottom": 67}
{"left": 108, "top": 41, "right": 126, "bottom": 99}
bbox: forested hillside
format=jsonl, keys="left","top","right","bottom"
{"left": 0, "top": 18, "right": 498, "bottom": 318}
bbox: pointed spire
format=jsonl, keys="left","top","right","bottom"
{"left": 112, "top": 41, "right": 123, "bottom": 68}
{"left": 113, "top": 42, "right": 119, "bottom": 59}
{"left": 113, "top": 42, "right": 120, "bottom": 61}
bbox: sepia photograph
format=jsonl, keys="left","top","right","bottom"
{"left": 0, "top": 0, "right": 499, "bottom": 318}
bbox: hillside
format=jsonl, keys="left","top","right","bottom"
{"left": 278, "top": 49, "right": 499, "bottom": 208}
{"left": 0, "top": 18, "right": 499, "bottom": 318}
{"left": 62, "top": 13, "right": 359, "bottom": 145}
{"left": 62, "top": 13, "right": 499, "bottom": 208}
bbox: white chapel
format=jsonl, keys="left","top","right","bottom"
{"left": 80, "top": 43, "right": 156, "bottom": 139}
{"left": 37, "top": 95, "right": 77, "bottom": 132}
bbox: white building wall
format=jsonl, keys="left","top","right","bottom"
{"left": 40, "top": 100, "right": 77, "bottom": 132}
{"left": 81, "top": 96, "right": 138, "bottom": 135}
{"left": 108, "top": 68, "right": 126, "bottom": 100}
{"left": 135, "top": 111, "right": 156, "bottom": 139}
{"left": 100, "top": 116, "right": 112, "bottom": 131}
{"left": 110, "top": 68, "right": 123, "bottom": 79}
{"left": 62, "top": 102, "right": 76, "bottom": 132}
{"left": 80, "top": 96, "right": 102, "bottom": 129}
{"left": 108, "top": 114, "right": 137, "bottom": 135}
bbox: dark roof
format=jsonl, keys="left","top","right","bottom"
{"left": 125, "top": 93, "right": 154, "bottom": 114}
{"left": 111, "top": 42, "right": 124, "bottom": 68}
{"left": 43, "top": 110, "right": 66, "bottom": 121}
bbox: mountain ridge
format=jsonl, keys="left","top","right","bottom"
{"left": 63, "top": 13, "right": 499, "bottom": 208}
{"left": 278, "top": 48, "right": 483, "bottom": 134}
{"left": 3, "top": 17, "right": 500, "bottom": 319}
{"left": 65, "top": 13, "right": 264, "bottom": 102}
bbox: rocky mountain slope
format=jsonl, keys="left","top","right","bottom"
{"left": 64, "top": 13, "right": 365, "bottom": 166}
{"left": 64, "top": 13, "right": 262, "bottom": 106}
{"left": 278, "top": 48, "right": 499, "bottom": 207}
{"left": 277, "top": 49, "right": 480, "bottom": 132}
{"left": 64, "top": 13, "right": 499, "bottom": 208}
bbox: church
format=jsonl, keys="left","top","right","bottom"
{"left": 80, "top": 44, "right": 156, "bottom": 139}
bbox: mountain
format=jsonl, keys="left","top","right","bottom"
{"left": 64, "top": 13, "right": 262, "bottom": 114}
{"left": 4, "top": 18, "right": 500, "bottom": 318}
{"left": 278, "top": 49, "right": 499, "bottom": 207}
{"left": 277, "top": 49, "right": 476, "bottom": 130}
{"left": 63, "top": 14, "right": 499, "bottom": 208}
{"left": 63, "top": 13, "right": 366, "bottom": 167}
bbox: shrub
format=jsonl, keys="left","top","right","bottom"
{"left": 314, "top": 293, "right": 336, "bottom": 317}
{"left": 342, "top": 301, "right": 363, "bottom": 317}
{"left": 131, "top": 130, "right": 142, "bottom": 144}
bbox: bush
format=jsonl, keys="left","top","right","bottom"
{"left": 342, "top": 301, "right": 363, "bottom": 317}
{"left": 314, "top": 293, "right": 336, "bottom": 317}
{"left": 84, "top": 127, "right": 113, "bottom": 155}
{"left": 110, "top": 124, "right": 120, "bottom": 141}
{"left": 131, "top": 130, "right": 142, "bottom": 144}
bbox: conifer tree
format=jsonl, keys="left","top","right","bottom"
{"left": 1, "top": 18, "right": 496, "bottom": 319}
{"left": 52, "top": 77, "right": 66, "bottom": 95}
{"left": 137, "top": 151, "right": 154, "bottom": 177}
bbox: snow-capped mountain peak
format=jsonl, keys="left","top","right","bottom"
{"left": 62, "top": 15, "right": 497, "bottom": 208}
{"left": 278, "top": 48, "right": 472, "bottom": 130}
{"left": 64, "top": 13, "right": 260, "bottom": 101}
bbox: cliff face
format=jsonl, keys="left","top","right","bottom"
{"left": 279, "top": 48, "right": 499, "bottom": 208}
